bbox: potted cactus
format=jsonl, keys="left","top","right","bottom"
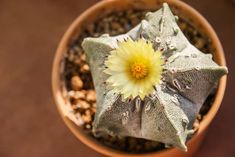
{"left": 52, "top": 0, "right": 228, "bottom": 157}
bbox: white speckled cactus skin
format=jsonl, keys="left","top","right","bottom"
{"left": 82, "top": 3, "right": 228, "bottom": 151}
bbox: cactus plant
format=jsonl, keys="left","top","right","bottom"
{"left": 82, "top": 3, "right": 228, "bottom": 151}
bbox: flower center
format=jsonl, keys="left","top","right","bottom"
{"left": 131, "top": 63, "right": 148, "bottom": 79}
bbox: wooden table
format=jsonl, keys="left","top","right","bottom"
{"left": 0, "top": 0, "right": 234, "bottom": 156}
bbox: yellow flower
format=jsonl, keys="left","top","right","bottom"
{"left": 104, "top": 38, "right": 163, "bottom": 100}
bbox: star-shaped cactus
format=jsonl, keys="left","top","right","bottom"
{"left": 82, "top": 3, "right": 228, "bottom": 151}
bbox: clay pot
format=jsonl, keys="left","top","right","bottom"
{"left": 52, "top": 0, "right": 227, "bottom": 156}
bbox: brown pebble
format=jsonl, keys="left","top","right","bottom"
{"left": 73, "top": 91, "right": 86, "bottom": 99}
{"left": 128, "top": 138, "right": 137, "bottom": 150}
{"left": 120, "top": 18, "right": 127, "bottom": 25}
{"left": 197, "top": 114, "right": 202, "bottom": 121}
{"left": 75, "top": 113, "right": 82, "bottom": 119}
{"left": 135, "top": 144, "right": 142, "bottom": 151}
{"left": 92, "top": 102, "right": 96, "bottom": 108}
{"left": 80, "top": 64, "right": 90, "bottom": 73}
{"left": 90, "top": 105, "right": 96, "bottom": 113}
{"left": 77, "top": 100, "right": 90, "bottom": 109}
{"left": 74, "top": 57, "right": 83, "bottom": 65}
{"left": 71, "top": 104, "right": 80, "bottom": 110}
{"left": 86, "top": 90, "right": 96, "bottom": 102}
{"left": 93, "top": 33, "right": 100, "bottom": 37}
{"left": 150, "top": 141, "right": 161, "bottom": 147}
{"left": 104, "top": 22, "right": 110, "bottom": 33}
{"left": 116, "top": 137, "right": 126, "bottom": 149}
{"left": 111, "top": 22, "right": 121, "bottom": 30}
{"left": 130, "top": 15, "right": 139, "bottom": 26}
{"left": 68, "top": 52, "right": 75, "bottom": 62}
{"left": 82, "top": 110, "right": 92, "bottom": 123}
{"left": 85, "top": 124, "right": 91, "bottom": 129}
{"left": 144, "top": 141, "right": 153, "bottom": 150}
{"left": 179, "top": 22, "right": 187, "bottom": 31}
{"left": 73, "top": 46, "right": 81, "bottom": 53}
{"left": 67, "top": 91, "right": 75, "bottom": 97}
{"left": 195, "top": 38, "right": 206, "bottom": 49}
{"left": 74, "top": 52, "right": 86, "bottom": 65}
{"left": 110, "top": 30, "right": 119, "bottom": 36}
{"left": 80, "top": 53, "right": 86, "bottom": 61}
{"left": 87, "top": 24, "right": 94, "bottom": 34}
{"left": 108, "top": 136, "right": 117, "bottom": 143}
{"left": 117, "top": 28, "right": 125, "bottom": 34}
{"left": 71, "top": 76, "right": 83, "bottom": 90}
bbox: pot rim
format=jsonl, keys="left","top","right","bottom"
{"left": 52, "top": 0, "right": 227, "bottom": 156}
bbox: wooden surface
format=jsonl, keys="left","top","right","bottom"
{"left": 0, "top": 0, "right": 234, "bottom": 157}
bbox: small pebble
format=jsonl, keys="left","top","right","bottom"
{"left": 86, "top": 90, "right": 96, "bottom": 102}
{"left": 82, "top": 110, "right": 92, "bottom": 123}
{"left": 85, "top": 124, "right": 91, "bottom": 129}
{"left": 80, "top": 64, "right": 90, "bottom": 73}
{"left": 68, "top": 52, "right": 75, "bottom": 62}
{"left": 144, "top": 141, "right": 155, "bottom": 151}
{"left": 74, "top": 57, "right": 83, "bottom": 65}
{"left": 179, "top": 22, "right": 187, "bottom": 31}
{"left": 197, "top": 114, "right": 202, "bottom": 121}
{"left": 111, "top": 22, "right": 121, "bottom": 30}
{"left": 92, "top": 102, "right": 96, "bottom": 108}
{"left": 150, "top": 141, "right": 161, "bottom": 148}
{"left": 195, "top": 38, "right": 206, "bottom": 50}
{"left": 108, "top": 136, "right": 117, "bottom": 143}
{"left": 87, "top": 24, "right": 94, "bottom": 34}
{"left": 130, "top": 14, "right": 139, "bottom": 26}
{"left": 73, "top": 91, "right": 86, "bottom": 99}
{"left": 73, "top": 46, "right": 81, "bottom": 53}
{"left": 80, "top": 54, "right": 86, "bottom": 61}
{"left": 135, "top": 144, "right": 142, "bottom": 151}
{"left": 68, "top": 91, "right": 75, "bottom": 97}
{"left": 90, "top": 105, "right": 96, "bottom": 113}
{"left": 77, "top": 100, "right": 90, "bottom": 109}
{"left": 128, "top": 138, "right": 137, "bottom": 150}
{"left": 71, "top": 76, "right": 83, "bottom": 90}
{"left": 71, "top": 104, "right": 79, "bottom": 110}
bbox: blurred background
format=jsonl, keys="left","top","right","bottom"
{"left": 0, "top": 0, "right": 234, "bottom": 157}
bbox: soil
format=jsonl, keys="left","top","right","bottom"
{"left": 62, "top": 9, "right": 215, "bottom": 153}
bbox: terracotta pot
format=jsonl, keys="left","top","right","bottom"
{"left": 52, "top": 0, "right": 227, "bottom": 156}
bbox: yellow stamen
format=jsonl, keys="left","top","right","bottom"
{"left": 131, "top": 63, "right": 148, "bottom": 79}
